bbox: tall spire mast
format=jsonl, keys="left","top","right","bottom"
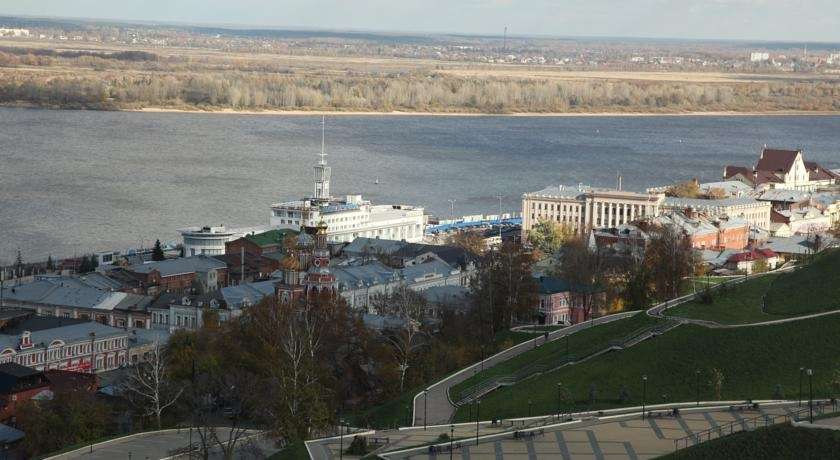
{"left": 313, "top": 116, "right": 331, "bottom": 201}
{"left": 319, "top": 115, "right": 327, "bottom": 166}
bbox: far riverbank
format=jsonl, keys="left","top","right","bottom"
{"left": 133, "top": 107, "right": 840, "bottom": 117}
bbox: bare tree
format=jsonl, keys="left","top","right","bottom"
{"left": 380, "top": 287, "right": 427, "bottom": 392}
{"left": 122, "top": 339, "right": 183, "bottom": 430}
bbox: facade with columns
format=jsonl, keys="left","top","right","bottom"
{"left": 522, "top": 185, "right": 665, "bottom": 238}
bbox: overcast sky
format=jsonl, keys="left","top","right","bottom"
{"left": 3, "top": 0, "right": 839, "bottom": 42}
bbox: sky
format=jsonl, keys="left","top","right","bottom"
{"left": 2, "top": 0, "right": 840, "bottom": 42}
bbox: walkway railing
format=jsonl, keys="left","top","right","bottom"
{"left": 672, "top": 401, "right": 831, "bottom": 453}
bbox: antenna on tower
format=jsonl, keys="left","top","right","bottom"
{"left": 503, "top": 26, "right": 508, "bottom": 52}
{"left": 319, "top": 115, "right": 327, "bottom": 165}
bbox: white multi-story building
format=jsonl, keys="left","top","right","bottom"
{"left": 270, "top": 120, "right": 426, "bottom": 243}
{"left": 522, "top": 184, "right": 664, "bottom": 237}
{"left": 178, "top": 225, "right": 273, "bottom": 256}
{"left": 662, "top": 197, "right": 772, "bottom": 231}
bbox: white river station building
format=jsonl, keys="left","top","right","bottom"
{"left": 270, "top": 121, "right": 426, "bottom": 243}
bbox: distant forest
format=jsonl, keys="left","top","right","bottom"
{"left": 1, "top": 48, "right": 839, "bottom": 113}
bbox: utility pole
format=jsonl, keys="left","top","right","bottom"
{"left": 447, "top": 199, "right": 457, "bottom": 221}
{"left": 240, "top": 246, "right": 245, "bottom": 285}
{"left": 496, "top": 195, "right": 504, "bottom": 243}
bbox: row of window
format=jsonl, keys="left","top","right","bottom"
{"left": 152, "top": 312, "right": 199, "bottom": 329}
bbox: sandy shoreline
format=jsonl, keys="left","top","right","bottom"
{"left": 132, "top": 107, "right": 840, "bottom": 117}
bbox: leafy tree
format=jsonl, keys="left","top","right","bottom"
{"left": 665, "top": 179, "right": 701, "bottom": 198}
{"left": 446, "top": 231, "right": 486, "bottom": 256}
{"left": 471, "top": 241, "right": 538, "bottom": 334}
{"left": 16, "top": 391, "right": 114, "bottom": 457}
{"left": 557, "top": 237, "right": 608, "bottom": 321}
{"left": 527, "top": 219, "right": 574, "bottom": 254}
{"left": 152, "top": 239, "right": 165, "bottom": 261}
{"left": 645, "top": 225, "right": 699, "bottom": 300}
{"left": 753, "top": 258, "right": 770, "bottom": 274}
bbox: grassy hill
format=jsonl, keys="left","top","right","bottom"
{"left": 449, "top": 313, "right": 662, "bottom": 402}
{"left": 668, "top": 274, "right": 781, "bottom": 324}
{"left": 765, "top": 249, "right": 840, "bottom": 316}
{"left": 668, "top": 249, "right": 840, "bottom": 325}
{"left": 453, "top": 313, "right": 840, "bottom": 422}
{"left": 657, "top": 423, "right": 840, "bottom": 460}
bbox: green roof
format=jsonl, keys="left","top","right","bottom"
{"left": 244, "top": 229, "right": 297, "bottom": 248}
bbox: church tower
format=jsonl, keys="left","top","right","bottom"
{"left": 304, "top": 221, "right": 337, "bottom": 296}
{"left": 313, "top": 116, "right": 331, "bottom": 202}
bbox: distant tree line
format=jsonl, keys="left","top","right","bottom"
{"left": 1, "top": 67, "right": 839, "bottom": 113}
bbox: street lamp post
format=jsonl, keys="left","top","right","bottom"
{"left": 557, "top": 383, "right": 562, "bottom": 417}
{"left": 450, "top": 425, "right": 455, "bottom": 459}
{"left": 424, "top": 389, "right": 429, "bottom": 430}
{"left": 799, "top": 367, "right": 805, "bottom": 407}
{"left": 695, "top": 370, "right": 701, "bottom": 406}
{"left": 807, "top": 369, "right": 814, "bottom": 423}
{"left": 475, "top": 401, "right": 481, "bottom": 446}
{"left": 642, "top": 375, "right": 648, "bottom": 420}
{"left": 338, "top": 416, "right": 344, "bottom": 460}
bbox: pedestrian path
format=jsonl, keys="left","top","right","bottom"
{"left": 363, "top": 402, "right": 805, "bottom": 460}
{"left": 411, "top": 312, "right": 640, "bottom": 426}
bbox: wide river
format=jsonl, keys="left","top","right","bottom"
{"left": 1, "top": 107, "right": 838, "bottom": 261}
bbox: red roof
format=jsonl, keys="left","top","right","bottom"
{"left": 754, "top": 170, "right": 784, "bottom": 185}
{"left": 723, "top": 165, "right": 754, "bottom": 183}
{"left": 728, "top": 248, "right": 778, "bottom": 263}
{"left": 804, "top": 161, "right": 839, "bottom": 181}
{"left": 756, "top": 148, "right": 800, "bottom": 174}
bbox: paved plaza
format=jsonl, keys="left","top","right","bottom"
{"left": 309, "top": 403, "right": 806, "bottom": 460}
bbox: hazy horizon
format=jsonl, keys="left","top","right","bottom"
{"left": 2, "top": 0, "right": 840, "bottom": 43}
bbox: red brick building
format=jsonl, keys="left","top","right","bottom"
{"left": 225, "top": 229, "right": 295, "bottom": 257}
{"left": 127, "top": 256, "right": 229, "bottom": 294}
{"left": 0, "top": 363, "right": 51, "bottom": 421}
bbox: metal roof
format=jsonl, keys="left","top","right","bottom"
{"left": 130, "top": 255, "right": 227, "bottom": 277}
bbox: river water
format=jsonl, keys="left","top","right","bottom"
{"left": 1, "top": 107, "right": 838, "bottom": 261}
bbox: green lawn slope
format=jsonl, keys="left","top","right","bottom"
{"left": 765, "top": 249, "right": 840, "bottom": 316}
{"left": 454, "top": 314, "right": 840, "bottom": 422}
{"left": 657, "top": 423, "right": 840, "bottom": 460}
{"left": 449, "top": 313, "right": 662, "bottom": 402}
{"left": 668, "top": 249, "right": 840, "bottom": 325}
{"left": 668, "top": 274, "right": 781, "bottom": 325}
